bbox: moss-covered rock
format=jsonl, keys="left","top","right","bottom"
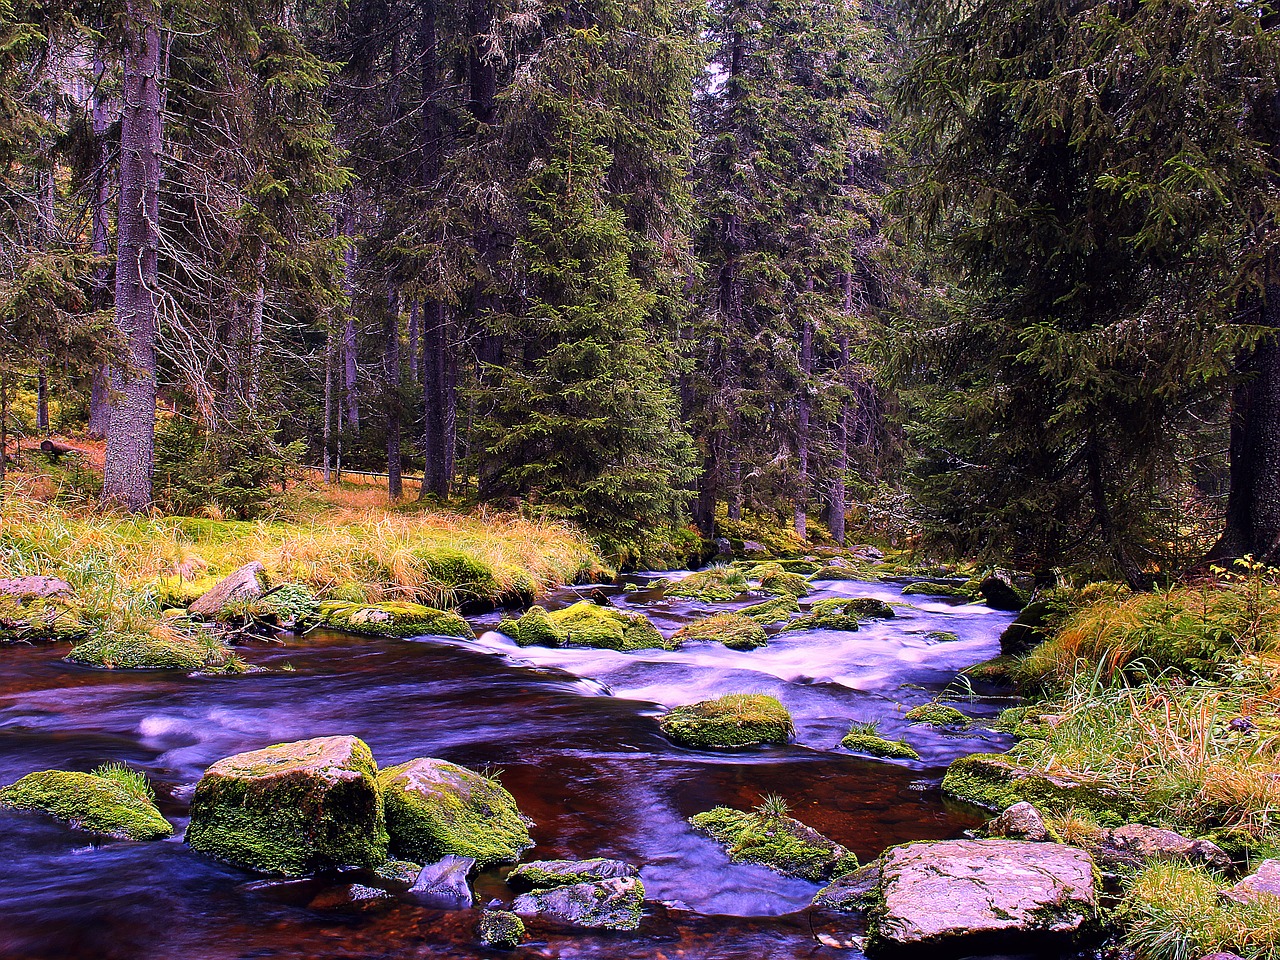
{"left": 658, "top": 694, "right": 794, "bottom": 749}
{"left": 840, "top": 722, "right": 920, "bottom": 761}
{"left": 900, "top": 581, "right": 977, "bottom": 601}
{"left": 66, "top": 627, "right": 247, "bottom": 673}
{"left": 0, "top": 767, "right": 172, "bottom": 840}
{"left": 316, "top": 601, "right": 474, "bottom": 639}
{"left": 151, "top": 574, "right": 220, "bottom": 609}
{"left": 672, "top": 613, "right": 768, "bottom": 651}
{"left": 478, "top": 909, "right": 525, "bottom": 949}
{"left": 739, "top": 596, "right": 800, "bottom": 624}
{"left": 412, "top": 547, "right": 500, "bottom": 602}
{"left": 940, "top": 752, "right": 1138, "bottom": 825}
{"left": 961, "top": 655, "right": 1019, "bottom": 685}
{"left": 904, "top": 702, "right": 969, "bottom": 727}
{"left": 374, "top": 859, "right": 423, "bottom": 886}
{"left": 812, "top": 564, "right": 875, "bottom": 581}
{"left": 667, "top": 566, "right": 750, "bottom": 601}
{"left": 751, "top": 564, "right": 811, "bottom": 598}
{"left": 507, "top": 857, "right": 638, "bottom": 891}
{"left": 189, "top": 562, "right": 268, "bottom": 618}
{"left": 378, "top": 758, "right": 532, "bottom": 869}
{"left": 500, "top": 601, "right": 670, "bottom": 651}
{"left": 512, "top": 876, "right": 645, "bottom": 931}
{"left": 690, "top": 805, "right": 857, "bottom": 882}
{"left": 0, "top": 594, "right": 87, "bottom": 643}
{"left": 186, "top": 735, "right": 389, "bottom": 875}
{"left": 813, "top": 863, "right": 882, "bottom": 912}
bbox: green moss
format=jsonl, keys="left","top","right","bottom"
{"left": 507, "top": 858, "right": 637, "bottom": 890}
{"left": 901, "top": 581, "right": 977, "bottom": 600}
{"left": 673, "top": 613, "right": 768, "bottom": 651}
{"left": 904, "top": 702, "right": 969, "bottom": 726}
{"left": 478, "top": 909, "right": 526, "bottom": 949}
{"left": 252, "top": 584, "right": 320, "bottom": 626}
{"left": 941, "top": 752, "right": 1138, "bottom": 824}
{"left": 513, "top": 877, "right": 645, "bottom": 930}
{"left": 0, "top": 595, "right": 87, "bottom": 643}
{"left": 0, "top": 768, "right": 172, "bottom": 840}
{"left": 690, "top": 805, "right": 857, "bottom": 882}
{"left": 840, "top": 722, "right": 920, "bottom": 760}
{"left": 374, "top": 859, "right": 423, "bottom": 886}
{"left": 740, "top": 596, "right": 800, "bottom": 624}
{"left": 186, "top": 736, "right": 389, "bottom": 875}
{"left": 317, "top": 600, "right": 474, "bottom": 639}
{"left": 412, "top": 547, "right": 501, "bottom": 602}
{"left": 151, "top": 575, "right": 220, "bottom": 609}
{"left": 501, "top": 601, "right": 670, "bottom": 651}
{"left": 667, "top": 565, "right": 750, "bottom": 601}
{"left": 990, "top": 706, "right": 1053, "bottom": 740}
{"left": 378, "top": 758, "right": 532, "bottom": 869}
{"left": 328, "top": 581, "right": 369, "bottom": 603}
{"left": 658, "top": 694, "right": 794, "bottom": 749}
{"left": 752, "top": 564, "right": 811, "bottom": 598}
{"left": 66, "top": 628, "right": 247, "bottom": 673}
{"left": 925, "top": 630, "right": 960, "bottom": 643}
{"left": 812, "top": 564, "right": 876, "bottom": 581}
{"left": 961, "top": 655, "right": 1019, "bottom": 684}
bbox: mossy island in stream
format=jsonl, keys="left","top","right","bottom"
{"left": 498, "top": 601, "right": 671, "bottom": 651}
{"left": 672, "top": 612, "right": 768, "bottom": 650}
{"left": 658, "top": 694, "right": 794, "bottom": 749}
{"left": 690, "top": 797, "right": 857, "bottom": 881}
{"left": 0, "top": 765, "right": 172, "bottom": 841}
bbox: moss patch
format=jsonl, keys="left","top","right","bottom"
{"left": 186, "top": 735, "right": 389, "bottom": 876}
{"left": 316, "top": 601, "right": 473, "bottom": 639}
{"left": 901, "top": 581, "right": 976, "bottom": 600}
{"left": 941, "top": 752, "right": 1138, "bottom": 824}
{"left": 66, "top": 627, "right": 247, "bottom": 673}
{"left": 749, "top": 563, "right": 811, "bottom": 598}
{"left": 840, "top": 722, "right": 920, "bottom": 761}
{"left": 500, "top": 601, "right": 670, "bottom": 651}
{"left": 507, "top": 857, "right": 638, "bottom": 891}
{"left": 0, "top": 594, "right": 87, "bottom": 643}
{"left": 378, "top": 758, "right": 532, "bottom": 869}
{"left": 0, "top": 767, "right": 172, "bottom": 841}
{"left": 904, "top": 702, "right": 969, "bottom": 726}
{"left": 672, "top": 613, "right": 768, "bottom": 651}
{"left": 667, "top": 566, "right": 750, "bottom": 601}
{"left": 478, "top": 909, "right": 525, "bottom": 949}
{"left": 690, "top": 805, "right": 857, "bottom": 881}
{"left": 658, "top": 694, "right": 794, "bottom": 749}
{"left": 739, "top": 596, "right": 800, "bottom": 624}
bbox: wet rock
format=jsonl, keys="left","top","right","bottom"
{"left": 478, "top": 908, "right": 525, "bottom": 949}
{"left": 0, "top": 576, "right": 72, "bottom": 599}
{"left": 667, "top": 566, "right": 751, "bottom": 602}
{"left": 813, "top": 863, "right": 882, "bottom": 913}
{"left": 66, "top": 627, "right": 245, "bottom": 672}
{"left": 941, "top": 753, "right": 1137, "bottom": 823}
{"left": 379, "top": 758, "right": 532, "bottom": 869}
{"left": 0, "top": 592, "right": 86, "bottom": 643}
{"left": 985, "top": 802, "right": 1050, "bottom": 842}
{"left": 739, "top": 596, "right": 800, "bottom": 624}
{"left": 999, "top": 599, "right": 1055, "bottom": 656}
{"left": 308, "top": 883, "right": 394, "bottom": 910}
{"left": 373, "top": 859, "right": 422, "bottom": 887}
{"left": 186, "top": 735, "right": 388, "bottom": 876}
{"left": 0, "top": 768, "right": 172, "bottom": 841}
{"left": 978, "top": 573, "right": 1026, "bottom": 612}
{"left": 507, "top": 857, "right": 639, "bottom": 891}
{"left": 749, "top": 563, "right": 811, "bottom": 598}
{"left": 659, "top": 694, "right": 794, "bottom": 749}
{"left": 189, "top": 562, "right": 267, "bottom": 618}
{"left": 901, "top": 580, "right": 975, "bottom": 600}
{"left": 690, "top": 804, "right": 857, "bottom": 882}
{"left": 904, "top": 702, "right": 968, "bottom": 727}
{"left": 840, "top": 723, "right": 919, "bottom": 761}
{"left": 1090, "top": 823, "right": 1231, "bottom": 872}
{"left": 869, "top": 839, "right": 1096, "bottom": 952}
{"left": 1223, "top": 859, "right": 1280, "bottom": 903}
{"left": 317, "top": 600, "right": 473, "bottom": 640}
{"left": 513, "top": 876, "right": 645, "bottom": 931}
{"left": 501, "top": 601, "right": 669, "bottom": 651}
{"left": 409, "top": 855, "right": 475, "bottom": 908}
{"left": 672, "top": 612, "right": 767, "bottom": 651}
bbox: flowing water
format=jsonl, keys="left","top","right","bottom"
{"left": 0, "top": 574, "right": 1021, "bottom": 959}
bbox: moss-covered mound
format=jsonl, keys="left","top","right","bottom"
{"left": 499, "top": 601, "right": 670, "bottom": 651}
{"left": 186, "top": 735, "right": 389, "bottom": 875}
{"left": 690, "top": 804, "right": 857, "bottom": 882}
{"left": 672, "top": 613, "right": 768, "bottom": 651}
{"left": 316, "top": 600, "right": 473, "bottom": 639}
{"left": 901, "top": 581, "right": 976, "bottom": 601}
{"left": 66, "top": 627, "right": 246, "bottom": 673}
{"left": 840, "top": 722, "right": 920, "bottom": 761}
{"left": 512, "top": 877, "right": 645, "bottom": 931}
{"left": 658, "top": 694, "right": 793, "bottom": 749}
{"left": 0, "top": 594, "right": 87, "bottom": 643}
{"left": 745, "top": 563, "right": 811, "bottom": 598}
{"left": 904, "top": 702, "right": 969, "bottom": 727}
{"left": 780, "top": 598, "right": 863, "bottom": 633}
{"left": 478, "top": 908, "right": 525, "bottom": 949}
{"left": 507, "top": 857, "right": 638, "bottom": 891}
{"left": 378, "top": 758, "right": 532, "bottom": 869}
{"left": 667, "top": 566, "right": 750, "bottom": 601}
{"left": 0, "top": 767, "right": 172, "bottom": 841}
{"left": 251, "top": 584, "right": 321, "bottom": 627}
{"left": 942, "top": 753, "right": 1137, "bottom": 825}
{"left": 152, "top": 574, "right": 220, "bottom": 609}
{"left": 739, "top": 596, "right": 800, "bottom": 624}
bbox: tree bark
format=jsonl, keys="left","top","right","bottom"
{"left": 87, "top": 44, "right": 114, "bottom": 439}
{"left": 341, "top": 195, "right": 359, "bottom": 432}
{"left": 385, "top": 287, "right": 403, "bottom": 501}
{"left": 829, "top": 332, "right": 850, "bottom": 545}
{"left": 795, "top": 313, "right": 813, "bottom": 540}
{"left": 1087, "top": 432, "right": 1146, "bottom": 588}
{"left": 323, "top": 328, "right": 333, "bottom": 483}
{"left": 407, "top": 301, "right": 420, "bottom": 384}
{"left": 420, "top": 301, "right": 453, "bottom": 498}
{"left": 103, "top": 0, "right": 162, "bottom": 513}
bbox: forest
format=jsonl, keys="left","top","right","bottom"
{"left": 1, "top": 1, "right": 1280, "bottom": 960}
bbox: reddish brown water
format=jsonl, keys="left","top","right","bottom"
{"left": 0, "top": 576, "right": 1022, "bottom": 959}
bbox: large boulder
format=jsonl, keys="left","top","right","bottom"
{"left": 658, "top": 694, "right": 793, "bottom": 749}
{"left": 0, "top": 767, "right": 172, "bottom": 841}
{"left": 186, "top": 735, "right": 388, "bottom": 875}
{"left": 978, "top": 573, "right": 1027, "bottom": 612}
{"left": 189, "top": 562, "right": 267, "bottom": 618}
{"left": 317, "top": 601, "right": 473, "bottom": 640}
{"left": 512, "top": 876, "right": 645, "bottom": 931}
{"left": 869, "top": 839, "right": 1097, "bottom": 953}
{"left": 498, "top": 602, "right": 670, "bottom": 651}
{"left": 507, "top": 857, "right": 638, "bottom": 891}
{"left": 690, "top": 804, "right": 857, "bottom": 882}
{"left": 378, "top": 758, "right": 532, "bottom": 869}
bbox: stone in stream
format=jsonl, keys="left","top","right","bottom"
{"left": 812, "top": 862, "right": 882, "bottom": 913}
{"left": 978, "top": 572, "right": 1027, "bottom": 611}
{"left": 378, "top": 758, "right": 532, "bottom": 869}
{"left": 498, "top": 601, "right": 671, "bottom": 651}
{"left": 671, "top": 612, "right": 767, "bottom": 651}
{"left": 316, "top": 601, "right": 473, "bottom": 639}
{"left": 658, "top": 694, "right": 794, "bottom": 749}
{"left": 867, "top": 839, "right": 1097, "bottom": 953}
{"left": 507, "top": 857, "right": 638, "bottom": 891}
{"left": 188, "top": 561, "right": 267, "bottom": 618}
{"left": 985, "top": 801, "right": 1050, "bottom": 842}
{"left": 690, "top": 804, "right": 857, "bottom": 882}
{"left": 186, "top": 735, "right": 388, "bottom": 875}
{"left": 1222, "top": 859, "right": 1280, "bottom": 904}
{"left": 409, "top": 855, "right": 476, "bottom": 909}
{"left": 478, "top": 908, "right": 526, "bottom": 949}
{"left": 0, "top": 768, "right": 172, "bottom": 841}
{"left": 1088, "top": 823, "right": 1231, "bottom": 872}
{"left": 512, "top": 876, "right": 645, "bottom": 931}
{"left": 942, "top": 752, "right": 1138, "bottom": 823}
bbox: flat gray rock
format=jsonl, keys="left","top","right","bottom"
{"left": 507, "top": 857, "right": 638, "bottom": 891}
{"left": 189, "top": 561, "right": 266, "bottom": 617}
{"left": 1223, "top": 859, "right": 1280, "bottom": 903}
{"left": 410, "top": 855, "right": 476, "bottom": 909}
{"left": 513, "top": 876, "right": 644, "bottom": 930}
{"left": 872, "top": 839, "right": 1096, "bottom": 950}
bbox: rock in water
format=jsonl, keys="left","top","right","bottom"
{"left": 869, "top": 839, "right": 1096, "bottom": 953}
{"left": 478, "top": 909, "right": 525, "bottom": 949}
{"left": 513, "top": 876, "right": 645, "bottom": 931}
{"left": 813, "top": 863, "right": 882, "bottom": 913}
{"left": 378, "top": 758, "right": 532, "bottom": 869}
{"left": 186, "top": 735, "right": 388, "bottom": 875}
{"left": 985, "top": 802, "right": 1050, "bottom": 842}
{"left": 0, "top": 769, "right": 172, "bottom": 841}
{"left": 507, "top": 857, "right": 638, "bottom": 891}
{"left": 690, "top": 805, "right": 857, "bottom": 882}
{"left": 659, "top": 694, "right": 793, "bottom": 749}
{"left": 189, "top": 562, "right": 267, "bottom": 618}
{"left": 409, "top": 855, "right": 476, "bottom": 909}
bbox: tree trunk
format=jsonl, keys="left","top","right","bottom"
{"left": 407, "top": 301, "right": 420, "bottom": 384}
{"left": 794, "top": 313, "right": 813, "bottom": 540}
{"left": 420, "top": 301, "right": 453, "bottom": 498}
{"left": 103, "top": 0, "right": 162, "bottom": 513}
{"left": 1087, "top": 432, "right": 1146, "bottom": 588}
{"left": 694, "top": 443, "right": 718, "bottom": 538}
{"left": 36, "top": 371, "right": 49, "bottom": 433}
{"left": 0, "top": 372, "right": 8, "bottom": 491}
{"left": 385, "top": 287, "right": 403, "bottom": 501}
{"left": 829, "top": 332, "right": 850, "bottom": 545}
{"left": 341, "top": 196, "right": 359, "bottom": 432}
{"left": 323, "top": 328, "right": 333, "bottom": 483}
{"left": 87, "top": 45, "right": 114, "bottom": 439}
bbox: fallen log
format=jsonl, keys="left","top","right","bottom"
{"left": 39, "top": 439, "right": 80, "bottom": 457}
